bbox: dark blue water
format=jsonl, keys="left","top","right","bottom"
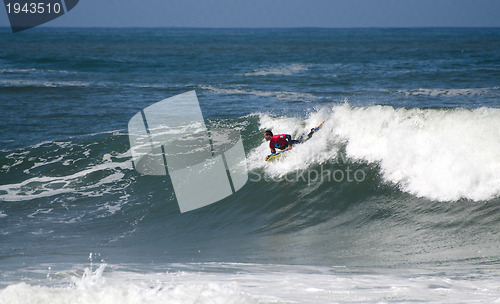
{"left": 0, "top": 28, "right": 499, "bottom": 303}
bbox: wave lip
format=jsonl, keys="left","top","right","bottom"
{"left": 332, "top": 105, "right": 500, "bottom": 201}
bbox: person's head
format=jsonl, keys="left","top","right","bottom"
{"left": 264, "top": 130, "right": 273, "bottom": 141}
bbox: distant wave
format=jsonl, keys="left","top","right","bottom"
{"left": 244, "top": 63, "right": 309, "bottom": 76}
{"left": 0, "top": 79, "right": 92, "bottom": 88}
{"left": 0, "top": 79, "right": 175, "bottom": 89}
{"left": 199, "top": 84, "right": 317, "bottom": 101}
{"left": 396, "top": 87, "right": 500, "bottom": 97}
{"left": 0, "top": 68, "right": 77, "bottom": 74}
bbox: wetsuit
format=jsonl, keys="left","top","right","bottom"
{"left": 306, "top": 127, "right": 319, "bottom": 140}
{"left": 269, "top": 134, "right": 299, "bottom": 153}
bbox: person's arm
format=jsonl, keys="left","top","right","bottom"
{"left": 266, "top": 150, "right": 277, "bottom": 161}
{"left": 270, "top": 142, "right": 276, "bottom": 154}
{"left": 266, "top": 140, "right": 276, "bottom": 160}
{"left": 285, "top": 135, "right": 293, "bottom": 149}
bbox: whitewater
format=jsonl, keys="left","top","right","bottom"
{"left": 250, "top": 105, "right": 500, "bottom": 202}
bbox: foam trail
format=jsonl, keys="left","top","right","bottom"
{"left": 0, "top": 155, "right": 133, "bottom": 202}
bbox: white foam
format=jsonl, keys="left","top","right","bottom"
{"left": 0, "top": 68, "right": 38, "bottom": 73}
{"left": 0, "top": 264, "right": 257, "bottom": 304}
{"left": 0, "top": 263, "right": 498, "bottom": 304}
{"left": 0, "top": 68, "right": 76, "bottom": 74}
{"left": 28, "top": 208, "right": 53, "bottom": 218}
{"left": 200, "top": 84, "right": 316, "bottom": 101}
{"left": 0, "top": 79, "right": 91, "bottom": 88}
{"left": 331, "top": 105, "right": 500, "bottom": 201}
{"left": 0, "top": 158, "right": 133, "bottom": 202}
{"left": 248, "top": 105, "right": 500, "bottom": 201}
{"left": 24, "top": 156, "right": 65, "bottom": 173}
{"left": 397, "top": 87, "right": 499, "bottom": 97}
{"left": 96, "top": 197, "right": 129, "bottom": 218}
{"left": 244, "top": 63, "right": 309, "bottom": 76}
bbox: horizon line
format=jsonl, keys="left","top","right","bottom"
{"left": 1, "top": 25, "right": 500, "bottom": 31}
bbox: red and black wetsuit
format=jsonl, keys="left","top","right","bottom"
{"left": 269, "top": 134, "right": 293, "bottom": 153}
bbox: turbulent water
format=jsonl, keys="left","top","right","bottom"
{"left": 1, "top": 27, "right": 500, "bottom": 303}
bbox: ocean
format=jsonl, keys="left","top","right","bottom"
{"left": 0, "top": 27, "right": 499, "bottom": 303}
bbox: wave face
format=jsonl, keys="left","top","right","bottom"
{"left": 1, "top": 106, "right": 499, "bottom": 271}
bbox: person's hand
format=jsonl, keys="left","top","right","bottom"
{"left": 286, "top": 146, "right": 292, "bottom": 150}
{"left": 265, "top": 155, "right": 269, "bottom": 161}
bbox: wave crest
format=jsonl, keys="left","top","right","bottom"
{"left": 248, "top": 105, "right": 500, "bottom": 202}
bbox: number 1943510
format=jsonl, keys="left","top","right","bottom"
{"left": 5, "top": 2, "right": 62, "bottom": 14}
